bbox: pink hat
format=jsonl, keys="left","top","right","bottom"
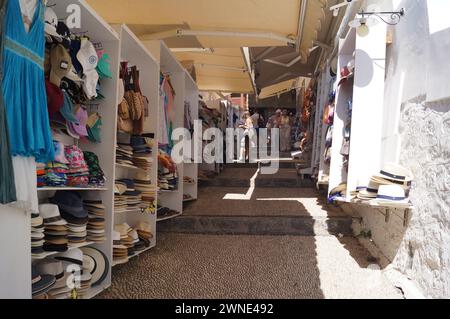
{"left": 68, "top": 106, "right": 88, "bottom": 138}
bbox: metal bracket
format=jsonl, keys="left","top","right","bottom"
{"left": 384, "top": 208, "right": 390, "bottom": 223}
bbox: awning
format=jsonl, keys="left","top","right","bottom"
{"left": 86, "top": 0, "right": 332, "bottom": 93}
{"left": 251, "top": 0, "right": 344, "bottom": 92}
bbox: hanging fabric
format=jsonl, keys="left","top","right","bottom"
{"left": 0, "top": 0, "right": 17, "bottom": 204}
{"left": 2, "top": 0, "right": 54, "bottom": 163}
{"left": 158, "top": 74, "right": 169, "bottom": 147}
{"left": 11, "top": 156, "right": 39, "bottom": 213}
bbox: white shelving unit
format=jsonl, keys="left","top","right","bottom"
{"left": 146, "top": 41, "right": 186, "bottom": 217}
{"left": 183, "top": 70, "right": 199, "bottom": 202}
{"left": 328, "top": 25, "right": 387, "bottom": 199}
{"left": 111, "top": 25, "right": 160, "bottom": 256}
{"left": 36, "top": 0, "right": 120, "bottom": 300}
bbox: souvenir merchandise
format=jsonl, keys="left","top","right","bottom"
{"left": 135, "top": 221, "right": 153, "bottom": 247}
{"left": 114, "top": 179, "right": 142, "bottom": 213}
{"left": 0, "top": 0, "right": 16, "bottom": 205}
{"left": 10, "top": 156, "right": 39, "bottom": 213}
{"left": 80, "top": 246, "right": 109, "bottom": 287}
{"left": 83, "top": 199, "right": 106, "bottom": 243}
{"left": 183, "top": 176, "right": 195, "bottom": 184}
{"left": 83, "top": 151, "right": 105, "bottom": 187}
{"left": 31, "top": 212, "right": 45, "bottom": 259}
{"left": 112, "top": 230, "right": 129, "bottom": 265}
{"left": 3, "top": 0, "right": 54, "bottom": 163}
{"left": 32, "top": 265, "right": 56, "bottom": 297}
{"left": 131, "top": 134, "right": 154, "bottom": 170}
{"left": 156, "top": 202, "right": 179, "bottom": 220}
{"left": 158, "top": 149, "right": 178, "bottom": 191}
{"left": 34, "top": 259, "right": 69, "bottom": 298}
{"left": 118, "top": 62, "right": 147, "bottom": 135}
{"left": 64, "top": 145, "right": 89, "bottom": 187}
{"left": 39, "top": 203, "right": 68, "bottom": 252}
{"left": 50, "top": 191, "right": 88, "bottom": 245}
{"left": 134, "top": 170, "right": 157, "bottom": 213}
{"left": 159, "top": 73, "right": 176, "bottom": 148}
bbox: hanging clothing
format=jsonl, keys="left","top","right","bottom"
{"left": 158, "top": 75, "right": 169, "bottom": 146}
{"left": 2, "top": 0, "right": 54, "bottom": 163}
{"left": 0, "top": 0, "right": 17, "bottom": 204}
{"left": 184, "top": 101, "right": 192, "bottom": 130}
{"left": 11, "top": 156, "right": 39, "bottom": 213}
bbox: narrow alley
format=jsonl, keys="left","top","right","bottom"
{"left": 100, "top": 163, "right": 402, "bottom": 299}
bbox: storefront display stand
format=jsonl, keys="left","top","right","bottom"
{"left": 333, "top": 196, "right": 413, "bottom": 227}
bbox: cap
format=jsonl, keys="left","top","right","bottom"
{"left": 50, "top": 45, "right": 73, "bottom": 88}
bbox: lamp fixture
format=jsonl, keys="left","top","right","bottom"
{"left": 349, "top": 8, "right": 405, "bottom": 36}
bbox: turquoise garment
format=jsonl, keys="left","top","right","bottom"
{"left": 0, "top": 0, "right": 17, "bottom": 204}
{"left": 2, "top": 0, "right": 54, "bottom": 163}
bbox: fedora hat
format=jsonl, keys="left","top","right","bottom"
{"left": 373, "top": 184, "right": 410, "bottom": 207}
{"left": 51, "top": 191, "right": 88, "bottom": 219}
{"left": 54, "top": 248, "right": 83, "bottom": 266}
{"left": 35, "top": 259, "right": 65, "bottom": 281}
{"left": 32, "top": 266, "right": 56, "bottom": 296}
{"left": 375, "top": 162, "right": 413, "bottom": 182}
{"left": 39, "top": 204, "right": 67, "bottom": 226}
{"left": 80, "top": 247, "right": 109, "bottom": 286}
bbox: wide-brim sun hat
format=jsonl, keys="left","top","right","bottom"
{"left": 374, "top": 162, "right": 413, "bottom": 182}
{"left": 372, "top": 184, "right": 410, "bottom": 207}
{"left": 80, "top": 247, "right": 109, "bottom": 286}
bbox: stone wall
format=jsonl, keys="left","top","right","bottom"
{"left": 341, "top": 0, "right": 450, "bottom": 298}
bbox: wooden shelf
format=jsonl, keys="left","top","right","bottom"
{"left": 333, "top": 196, "right": 413, "bottom": 210}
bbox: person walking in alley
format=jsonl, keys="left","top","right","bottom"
{"left": 266, "top": 109, "right": 281, "bottom": 146}
{"left": 280, "top": 110, "right": 292, "bottom": 152}
{"left": 238, "top": 111, "right": 256, "bottom": 162}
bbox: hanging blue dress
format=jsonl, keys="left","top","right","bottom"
{"left": 0, "top": 0, "right": 17, "bottom": 204}
{"left": 2, "top": 0, "right": 54, "bottom": 163}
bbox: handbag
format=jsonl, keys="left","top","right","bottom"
{"left": 117, "top": 62, "right": 133, "bottom": 133}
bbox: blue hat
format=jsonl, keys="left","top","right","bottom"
{"left": 51, "top": 191, "right": 87, "bottom": 219}
{"left": 60, "top": 92, "right": 79, "bottom": 124}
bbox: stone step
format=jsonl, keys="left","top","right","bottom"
{"left": 225, "top": 162, "right": 298, "bottom": 169}
{"left": 199, "top": 178, "right": 315, "bottom": 188}
{"left": 157, "top": 215, "right": 353, "bottom": 236}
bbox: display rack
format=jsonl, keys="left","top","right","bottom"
{"left": 328, "top": 25, "right": 387, "bottom": 199}
{"left": 315, "top": 68, "right": 335, "bottom": 186}
{"left": 35, "top": 0, "right": 120, "bottom": 299}
{"left": 183, "top": 70, "right": 199, "bottom": 202}
{"left": 145, "top": 41, "right": 186, "bottom": 219}
{"left": 111, "top": 25, "right": 160, "bottom": 265}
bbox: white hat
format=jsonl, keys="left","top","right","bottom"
{"left": 55, "top": 248, "right": 83, "bottom": 266}
{"left": 39, "top": 204, "right": 67, "bottom": 226}
{"left": 82, "top": 69, "right": 99, "bottom": 99}
{"left": 372, "top": 184, "right": 410, "bottom": 207}
{"left": 357, "top": 180, "right": 379, "bottom": 200}
{"left": 35, "top": 259, "right": 64, "bottom": 280}
{"left": 77, "top": 39, "right": 98, "bottom": 72}
{"left": 376, "top": 162, "right": 413, "bottom": 182}
{"left": 44, "top": 7, "right": 62, "bottom": 40}
{"left": 112, "top": 231, "right": 127, "bottom": 249}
